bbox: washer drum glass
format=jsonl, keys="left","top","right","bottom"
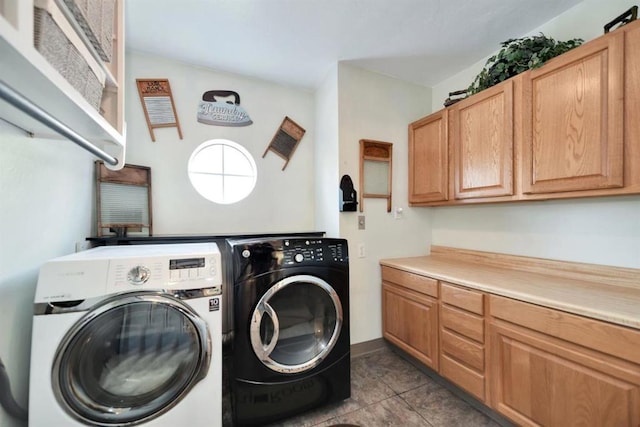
{"left": 52, "top": 293, "right": 210, "bottom": 426}
{"left": 250, "top": 275, "right": 342, "bottom": 374}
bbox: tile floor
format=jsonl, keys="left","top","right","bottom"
{"left": 223, "top": 345, "right": 512, "bottom": 427}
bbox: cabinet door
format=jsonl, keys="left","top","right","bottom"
{"left": 450, "top": 80, "right": 514, "bottom": 199}
{"left": 490, "top": 321, "right": 640, "bottom": 427}
{"left": 382, "top": 282, "right": 438, "bottom": 370}
{"left": 522, "top": 31, "right": 624, "bottom": 194}
{"left": 408, "top": 110, "right": 448, "bottom": 203}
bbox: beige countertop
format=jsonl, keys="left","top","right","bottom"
{"left": 380, "top": 251, "right": 640, "bottom": 330}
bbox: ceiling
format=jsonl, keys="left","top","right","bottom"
{"left": 125, "top": 0, "right": 582, "bottom": 90}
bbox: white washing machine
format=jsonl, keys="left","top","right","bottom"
{"left": 28, "top": 243, "right": 223, "bottom": 427}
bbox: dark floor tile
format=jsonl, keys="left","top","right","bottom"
{"left": 350, "top": 355, "right": 397, "bottom": 405}
{"left": 357, "top": 348, "right": 430, "bottom": 394}
{"left": 311, "top": 420, "right": 338, "bottom": 427}
{"left": 401, "top": 383, "right": 499, "bottom": 427}
{"left": 330, "top": 395, "right": 432, "bottom": 426}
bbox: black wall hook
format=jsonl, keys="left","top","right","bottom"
{"left": 339, "top": 175, "right": 358, "bottom": 212}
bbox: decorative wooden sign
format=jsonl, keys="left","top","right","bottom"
{"left": 136, "top": 79, "right": 183, "bottom": 141}
{"left": 263, "top": 116, "right": 306, "bottom": 170}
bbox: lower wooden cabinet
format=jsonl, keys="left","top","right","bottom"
{"left": 440, "top": 346, "right": 485, "bottom": 401}
{"left": 380, "top": 264, "right": 640, "bottom": 427}
{"left": 381, "top": 267, "right": 439, "bottom": 370}
{"left": 489, "top": 296, "right": 640, "bottom": 427}
{"left": 439, "top": 282, "right": 487, "bottom": 401}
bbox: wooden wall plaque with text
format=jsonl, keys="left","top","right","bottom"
{"left": 136, "top": 79, "right": 183, "bottom": 141}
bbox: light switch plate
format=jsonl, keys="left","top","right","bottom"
{"left": 357, "top": 243, "right": 366, "bottom": 258}
{"left": 358, "top": 215, "right": 365, "bottom": 230}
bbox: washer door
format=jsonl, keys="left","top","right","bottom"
{"left": 52, "top": 291, "right": 211, "bottom": 426}
{"left": 250, "top": 274, "right": 343, "bottom": 374}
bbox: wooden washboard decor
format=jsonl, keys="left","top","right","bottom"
{"left": 136, "top": 79, "right": 183, "bottom": 141}
{"left": 95, "top": 161, "right": 153, "bottom": 237}
{"left": 262, "top": 116, "right": 306, "bottom": 170}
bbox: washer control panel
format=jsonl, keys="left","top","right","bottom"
{"left": 36, "top": 243, "right": 222, "bottom": 303}
{"left": 168, "top": 256, "right": 211, "bottom": 283}
{"left": 108, "top": 247, "right": 221, "bottom": 292}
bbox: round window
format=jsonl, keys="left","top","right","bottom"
{"left": 188, "top": 139, "right": 257, "bottom": 204}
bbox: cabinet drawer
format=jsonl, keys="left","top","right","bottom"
{"left": 441, "top": 304, "right": 484, "bottom": 343}
{"left": 440, "top": 354, "right": 485, "bottom": 401}
{"left": 441, "top": 282, "right": 484, "bottom": 314}
{"left": 381, "top": 266, "right": 438, "bottom": 298}
{"left": 441, "top": 329, "right": 484, "bottom": 372}
{"left": 490, "top": 295, "right": 640, "bottom": 365}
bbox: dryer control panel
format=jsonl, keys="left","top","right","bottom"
{"left": 282, "top": 239, "right": 348, "bottom": 264}
{"left": 230, "top": 237, "right": 349, "bottom": 283}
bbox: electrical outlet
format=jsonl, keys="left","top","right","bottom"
{"left": 358, "top": 215, "right": 365, "bottom": 230}
{"left": 393, "top": 207, "right": 404, "bottom": 219}
{"left": 357, "top": 243, "right": 366, "bottom": 258}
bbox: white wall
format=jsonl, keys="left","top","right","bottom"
{"left": 430, "top": 0, "right": 640, "bottom": 269}
{"left": 333, "top": 64, "right": 433, "bottom": 344}
{"left": 314, "top": 64, "right": 340, "bottom": 237}
{"left": 0, "top": 121, "right": 95, "bottom": 427}
{"left": 125, "top": 51, "right": 317, "bottom": 235}
{"left": 432, "top": 197, "right": 640, "bottom": 268}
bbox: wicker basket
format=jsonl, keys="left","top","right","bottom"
{"left": 33, "top": 0, "right": 106, "bottom": 110}
{"left": 62, "top": 0, "right": 115, "bottom": 62}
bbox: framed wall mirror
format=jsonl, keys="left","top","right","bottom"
{"left": 359, "top": 139, "right": 392, "bottom": 212}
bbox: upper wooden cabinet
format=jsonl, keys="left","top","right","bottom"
{"left": 522, "top": 31, "right": 624, "bottom": 194}
{"left": 409, "top": 20, "right": 640, "bottom": 206}
{"left": 409, "top": 110, "right": 448, "bottom": 203}
{"left": 450, "top": 80, "right": 514, "bottom": 199}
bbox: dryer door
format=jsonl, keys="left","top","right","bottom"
{"left": 52, "top": 291, "right": 211, "bottom": 426}
{"left": 250, "top": 274, "right": 343, "bottom": 373}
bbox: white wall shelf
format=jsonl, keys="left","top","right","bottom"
{"left": 0, "top": 0, "right": 125, "bottom": 169}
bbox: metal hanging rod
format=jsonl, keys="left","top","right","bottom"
{"left": 0, "top": 79, "right": 118, "bottom": 166}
